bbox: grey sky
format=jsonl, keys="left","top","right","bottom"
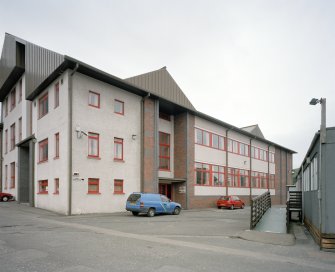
{"left": 1, "top": 0, "right": 334, "bottom": 168}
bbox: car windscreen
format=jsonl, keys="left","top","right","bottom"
{"left": 127, "top": 194, "right": 141, "bottom": 202}
{"left": 221, "top": 196, "right": 230, "bottom": 201}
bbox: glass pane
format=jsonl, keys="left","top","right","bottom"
{"left": 212, "top": 134, "right": 219, "bottom": 148}
{"left": 219, "top": 136, "right": 224, "bottom": 150}
{"left": 196, "top": 129, "right": 202, "bottom": 144}
{"left": 203, "top": 131, "right": 210, "bottom": 146}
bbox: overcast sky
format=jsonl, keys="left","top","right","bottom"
{"left": 1, "top": 0, "right": 334, "bottom": 168}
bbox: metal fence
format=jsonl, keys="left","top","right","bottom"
{"left": 250, "top": 191, "right": 271, "bottom": 229}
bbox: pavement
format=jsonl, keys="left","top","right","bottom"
{"left": 0, "top": 202, "right": 334, "bottom": 272}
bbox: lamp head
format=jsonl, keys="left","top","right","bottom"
{"left": 309, "top": 98, "right": 319, "bottom": 105}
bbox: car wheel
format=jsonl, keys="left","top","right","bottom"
{"left": 241, "top": 204, "right": 245, "bottom": 209}
{"left": 173, "top": 207, "right": 181, "bottom": 215}
{"left": 230, "top": 205, "right": 234, "bottom": 210}
{"left": 217, "top": 206, "right": 221, "bottom": 209}
{"left": 132, "top": 211, "right": 139, "bottom": 216}
{"left": 2, "top": 196, "right": 9, "bottom": 202}
{"left": 147, "top": 208, "right": 155, "bottom": 217}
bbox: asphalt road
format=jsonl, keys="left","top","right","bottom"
{"left": 0, "top": 202, "right": 334, "bottom": 272}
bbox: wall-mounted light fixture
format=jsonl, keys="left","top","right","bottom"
{"left": 75, "top": 126, "right": 88, "bottom": 139}
{"left": 132, "top": 134, "right": 137, "bottom": 140}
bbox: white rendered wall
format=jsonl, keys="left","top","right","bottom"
{"left": 158, "top": 116, "right": 174, "bottom": 179}
{"left": 32, "top": 72, "right": 69, "bottom": 214}
{"left": 71, "top": 73, "right": 141, "bottom": 214}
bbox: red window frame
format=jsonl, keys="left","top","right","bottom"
{"left": 4, "top": 165, "right": 7, "bottom": 189}
{"left": 10, "top": 123, "right": 15, "bottom": 151}
{"left": 39, "top": 138, "right": 48, "bottom": 163}
{"left": 38, "top": 92, "right": 49, "bottom": 119}
{"left": 88, "top": 178, "right": 100, "bottom": 194}
{"left": 88, "top": 132, "right": 100, "bottom": 158}
{"left": 114, "top": 179, "right": 124, "bottom": 194}
{"left": 88, "top": 91, "right": 100, "bottom": 108}
{"left": 38, "top": 180, "right": 48, "bottom": 194}
{"left": 195, "top": 162, "right": 210, "bottom": 186}
{"left": 54, "top": 82, "right": 59, "bottom": 108}
{"left": 211, "top": 165, "right": 225, "bottom": 186}
{"left": 159, "top": 132, "right": 170, "bottom": 170}
{"left": 19, "top": 79, "right": 22, "bottom": 103}
{"left": 114, "top": 137, "right": 124, "bottom": 161}
{"left": 18, "top": 117, "right": 22, "bottom": 142}
{"left": 269, "top": 174, "right": 275, "bottom": 189}
{"left": 5, "top": 129, "right": 8, "bottom": 154}
{"left": 10, "top": 88, "right": 16, "bottom": 111}
{"left": 114, "top": 99, "right": 124, "bottom": 115}
{"left": 195, "top": 128, "right": 225, "bottom": 151}
{"left": 159, "top": 112, "right": 171, "bottom": 121}
{"left": 251, "top": 171, "right": 260, "bottom": 188}
{"left": 55, "top": 133, "right": 59, "bottom": 159}
{"left": 10, "top": 162, "right": 15, "bottom": 189}
{"left": 54, "top": 178, "right": 59, "bottom": 194}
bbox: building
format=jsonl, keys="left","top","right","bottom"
{"left": 296, "top": 128, "right": 335, "bottom": 251}
{"left": 0, "top": 33, "right": 295, "bottom": 215}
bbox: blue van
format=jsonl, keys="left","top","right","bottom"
{"left": 126, "top": 193, "right": 182, "bottom": 217}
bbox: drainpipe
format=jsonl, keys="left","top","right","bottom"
{"left": 249, "top": 138, "right": 252, "bottom": 203}
{"left": 267, "top": 145, "right": 270, "bottom": 192}
{"left": 225, "top": 129, "right": 230, "bottom": 196}
{"left": 185, "top": 112, "right": 189, "bottom": 210}
{"left": 67, "top": 64, "right": 79, "bottom": 216}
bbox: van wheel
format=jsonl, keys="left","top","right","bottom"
{"left": 173, "top": 207, "right": 181, "bottom": 215}
{"left": 132, "top": 211, "right": 139, "bottom": 216}
{"left": 147, "top": 208, "right": 155, "bottom": 217}
{"left": 241, "top": 204, "right": 245, "bottom": 209}
{"left": 230, "top": 205, "right": 234, "bottom": 210}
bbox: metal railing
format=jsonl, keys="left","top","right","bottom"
{"left": 250, "top": 191, "right": 271, "bottom": 229}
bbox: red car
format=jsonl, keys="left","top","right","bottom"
{"left": 0, "top": 192, "right": 14, "bottom": 202}
{"left": 217, "top": 196, "right": 245, "bottom": 210}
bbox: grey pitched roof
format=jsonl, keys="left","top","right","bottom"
{"left": 125, "top": 67, "right": 195, "bottom": 111}
{"left": 240, "top": 124, "right": 265, "bottom": 139}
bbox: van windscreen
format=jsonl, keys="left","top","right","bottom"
{"left": 127, "top": 194, "right": 141, "bottom": 202}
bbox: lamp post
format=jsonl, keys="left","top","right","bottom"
{"left": 309, "top": 97, "right": 326, "bottom": 247}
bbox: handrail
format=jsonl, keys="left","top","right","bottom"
{"left": 250, "top": 191, "right": 271, "bottom": 229}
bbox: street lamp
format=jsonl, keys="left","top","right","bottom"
{"left": 309, "top": 98, "right": 326, "bottom": 143}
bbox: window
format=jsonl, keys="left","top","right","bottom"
{"left": 38, "top": 180, "right": 48, "bottom": 194}
{"left": 55, "top": 133, "right": 59, "bottom": 158}
{"left": 10, "top": 162, "right": 15, "bottom": 189}
{"left": 227, "top": 168, "right": 234, "bottom": 187}
{"left": 5, "top": 129, "right": 8, "bottom": 154}
{"left": 269, "top": 174, "right": 275, "bottom": 189}
{"left": 114, "top": 99, "right": 124, "bottom": 115}
{"left": 159, "top": 132, "right": 170, "bottom": 170}
{"left": 88, "top": 133, "right": 99, "bottom": 158}
{"left": 260, "top": 173, "right": 268, "bottom": 188}
{"left": 195, "top": 128, "right": 203, "bottom": 145}
{"left": 195, "top": 128, "right": 224, "bottom": 150}
{"left": 114, "top": 138, "right": 123, "bottom": 160}
{"left": 159, "top": 112, "right": 170, "bottom": 121}
{"left": 10, "top": 88, "right": 16, "bottom": 111}
{"left": 88, "top": 178, "right": 100, "bottom": 194}
{"left": 54, "top": 178, "right": 59, "bottom": 194}
{"left": 10, "top": 123, "right": 15, "bottom": 151}
{"left": 54, "top": 82, "right": 59, "bottom": 108}
{"left": 88, "top": 91, "right": 100, "bottom": 108}
{"left": 239, "top": 169, "right": 249, "bottom": 187}
{"left": 269, "top": 152, "right": 275, "bottom": 163}
{"left": 311, "top": 156, "right": 318, "bottom": 191}
{"left": 19, "top": 79, "right": 22, "bottom": 103}
{"left": 114, "top": 179, "right": 124, "bottom": 194}
{"left": 4, "top": 98, "right": 8, "bottom": 117}
{"left": 18, "top": 117, "right": 22, "bottom": 142}
{"left": 39, "top": 93, "right": 48, "bottom": 118}
{"left": 212, "top": 165, "right": 225, "bottom": 186}
{"left": 4, "top": 165, "right": 7, "bottom": 189}
{"left": 39, "top": 138, "right": 48, "bottom": 163}
{"left": 227, "top": 139, "right": 233, "bottom": 152}
{"left": 251, "top": 171, "right": 260, "bottom": 188}
{"left": 195, "top": 162, "right": 210, "bottom": 185}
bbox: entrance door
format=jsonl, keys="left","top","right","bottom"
{"left": 159, "top": 184, "right": 172, "bottom": 200}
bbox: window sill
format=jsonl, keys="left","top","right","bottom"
{"left": 54, "top": 157, "right": 59, "bottom": 160}
{"left": 88, "top": 105, "right": 100, "bottom": 109}
{"left": 159, "top": 169, "right": 171, "bottom": 172}
{"left": 38, "top": 114, "right": 48, "bottom": 120}
{"left": 114, "top": 112, "right": 124, "bottom": 116}
{"left": 87, "top": 156, "right": 101, "bottom": 160}
{"left": 114, "top": 159, "right": 124, "bottom": 162}
{"left": 113, "top": 192, "right": 125, "bottom": 195}
{"left": 38, "top": 160, "right": 48, "bottom": 165}
{"left": 53, "top": 192, "right": 59, "bottom": 195}
{"left": 38, "top": 192, "right": 48, "bottom": 195}
{"left": 87, "top": 192, "right": 101, "bottom": 195}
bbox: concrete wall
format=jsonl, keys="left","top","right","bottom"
{"left": 71, "top": 72, "right": 141, "bottom": 214}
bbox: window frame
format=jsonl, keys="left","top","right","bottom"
{"left": 38, "top": 92, "right": 49, "bottom": 119}
{"left": 10, "top": 162, "right": 15, "bottom": 189}
{"left": 4, "top": 165, "right": 8, "bottom": 189}
{"left": 18, "top": 117, "right": 22, "bottom": 142}
{"left": 114, "top": 99, "right": 124, "bottom": 115}
{"left": 10, "top": 88, "right": 16, "bottom": 111}
{"left": 88, "top": 132, "right": 100, "bottom": 158}
{"left": 54, "top": 133, "right": 60, "bottom": 159}
{"left": 159, "top": 132, "right": 170, "bottom": 171}
{"left": 114, "top": 137, "right": 124, "bottom": 161}
{"left": 54, "top": 178, "right": 59, "bottom": 194}
{"left": 38, "top": 180, "right": 48, "bottom": 194}
{"left": 38, "top": 138, "right": 48, "bottom": 163}
{"left": 10, "top": 123, "right": 15, "bottom": 151}
{"left": 54, "top": 82, "right": 60, "bottom": 108}
{"left": 88, "top": 178, "right": 100, "bottom": 194}
{"left": 5, "top": 129, "right": 8, "bottom": 154}
{"left": 88, "top": 91, "right": 100, "bottom": 108}
{"left": 114, "top": 179, "right": 124, "bottom": 194}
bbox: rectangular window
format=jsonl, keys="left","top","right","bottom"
{"left": 10, "top": 88, "right": 16, "bottom": 111}
{"left": 88, "top": 178, "right": 100, "bottom": 194}
{"left": 39, "top": 93, "right": 48, "bottom": 118}
{"left": 10, "top": 123, "right": 15, "bottom": 151}
{"left": 251, "top": 171, "right": 260, "bottom": 188}
{"left": 195, "top": 128, "right": 203, "bottom": 145}
{"left": 260, "top": 173, "right": 268, "bottom": 188}
{"left": 4, "top": 165, "right": 8, "bottom": 189}
{"left": 54, "top": 82, "right": 59, "bottom": 108}
{"left": 203, "top": 131, "right": 210, "bottom": 146}
{"left": 212, "top": 134, "right": 219, "bottom": 149}
{"left": 54, "top": 178, "right": 59, "bottom": 194}
{"left": 195, "top": 162, "right": 210, "bottom": 185}
{"left": 269, "top": 152, "right": 275, "bottom": 163}
{"left": 38, "top": 180, "right": 48, "bottom": 194}
{"left": 159, "top": 132, "right": 170, "bottom": 170}
{"left": 227, "top": 139, "right": 233, "bottom": 152}
{"left": 114, "top": 137, "right": 123, "bottom": 160}
{"left": 10, "top": 162, "right": 15, "bottom": 189}
{"left": 18, "top": 117, "right": 22, "bottom": 142}
{"left": 39, "top": 138, "right": 48, "bottom": 163}
{"left": 159, "top": 112, "right": 170, "bottom": 121}
{"left": 114, "top": 99, "right": 124, "bottom": 115}
{"left": 5, "top": 129, "right": 8, "bottom": 154}
{"left": 219, "top": 136, "right": 224, "bottom": 150}
{"left": 269, "top": 174, "right": 275, "bottom": 189}
{"left": 227, "top": 168, "right": 234, "bottom": 187}
{"left": 19, "top": 79, "right": 22, "bottom": 103}
{"left": 212, "top": 165, "right": 225, "bottom": 186}
{"left": 4, "top": 98, "right": 8, "bottom": 117}
{"left": 114, "top": 179, "right": 124, "bottom": 194}
{"left": 88, "top": 133, "right": 99, "bottom": 158}
{"left": 54, "top": 133, "right": 60, "bottom": 158}
{"left": 88, "top": 91, "right": 100, "bottom": 108}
